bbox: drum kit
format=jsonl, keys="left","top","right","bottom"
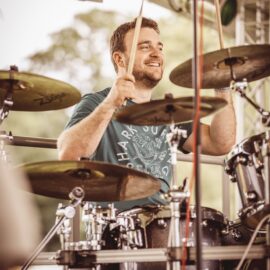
{"left": 1, "top": 47, "right": 270, "bottom": 270}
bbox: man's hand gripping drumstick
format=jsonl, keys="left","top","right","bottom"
{"left": 106, "top": 0, "right": 144, "bottom": 108}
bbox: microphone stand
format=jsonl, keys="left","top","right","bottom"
{"left": 21, "top": 187, "right": 85, "bottom": 270}
{"left": 192, "top": 1, "right": 203, "bottom": 269}
{"left": 166, "top": 123, "right": 189, "bottom": 270}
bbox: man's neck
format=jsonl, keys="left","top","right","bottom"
{"left": 132, "top": 85, "right": 153, "bottom": 103}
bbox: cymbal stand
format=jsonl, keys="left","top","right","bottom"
{"left": 0, "top": 130, "right": 57, "bottom": 148}
{"left": 21, "top": 187, "right": 85, "bottom": 270}
{"left": 262, "top": 131, "right": 270, "bottom": 268}
{"left": 165, "top": 123, "right": 190, "bottom": 270}
{"left": 0, "top": 65, "right": 17, "bottom": 126}
{"left": 231, "top": 80, "right": 270, "bottom": 127}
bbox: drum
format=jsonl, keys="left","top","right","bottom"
{"left": 225, "top": 131, "right": 270, "bottom": 229}
{"left": 103, "top": 205, "right": 226, "bottom": 270}
{"left": 221, "top": 219, "right": 266, "bottom": 269}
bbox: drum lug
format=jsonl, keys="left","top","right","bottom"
{"left": 135, "top": 217, "right": 142, "bottom": 227}
{"left": 157, "top": 218, "right": 167, "bottom": 228}
{"left": 245, "top": 191, "right": 257, "bottom": 202}
{"left": 231, "top": 229, "right": 243, "bottom": 242}
{"left": 225, "top": 165, "right": 237, "bottom": 182}
{"left": 221, "top": 226, "right": 230, "bottom": 236}
{"left": 238, "top": 155, "right": 248, "bottom": 165}
{"left": 229, "top": 175, "right": 237, "bottom": 183}
{"left": 202, "top": 220, "right": 208, "bottom": 227}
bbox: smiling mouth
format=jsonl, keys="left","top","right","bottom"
{"left": 147, "top": 63, "right": 161, "bottom": 67}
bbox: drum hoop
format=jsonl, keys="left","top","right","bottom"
{"left": 119, "top": 205, "right": 227, "bottom": 226}
{"left": 226, "top": 131, "right": 266, "bottom": 163}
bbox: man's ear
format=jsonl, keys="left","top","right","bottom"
{"left": 113, "top": 52, "right": 126, "bottom": 69}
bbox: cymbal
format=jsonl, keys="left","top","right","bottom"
{"left": 170, "top": 44, "right": 270, "bottom": 89}
{"left": 114, "top": 95, "right": 227, "bottom": 125}
{"left": 18, "top": 160, "right": 161, "bottom": 201}
{"left": 0, "top": 70, "right": 81, "bottom": 111}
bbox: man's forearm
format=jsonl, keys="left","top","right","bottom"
{"left": 209, "top": 90, "right": 236, "bottom": 154}
{"left": 58, "top": 101, "right": 115, "bottom": 160}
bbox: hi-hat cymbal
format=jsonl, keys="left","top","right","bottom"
{"left": 19, "top": 160, "right": 161, "bottom": 201}
{"left": 114, "top": 95, "right": 227, "bottom": 125}
{"left": 0, "top": 70, "right": 81, "bottom": 111}
{"left": 170, "top": 44, "right": 270, "bottom": 89}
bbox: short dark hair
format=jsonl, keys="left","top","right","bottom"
{"left": 110, "top": 17, "right": 160, "bottom": 71}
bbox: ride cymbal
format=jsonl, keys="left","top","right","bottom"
{"left": 114, "top": 95, "right": 227, "bottom": 125}
{"left": 18, "top": 160, "right": 161, "bottom": 201}
{"left": 170, "top": 44, "right": 270, "bottom": 89}
{"left": 0, "top": 70, "right": 81, "bottom": 111}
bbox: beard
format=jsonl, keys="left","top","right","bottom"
{"left": 124, "top": 56, "right": 163, "bottom": 88}
{"left": 132, "top": 68, "right": 163, "bottom": 88}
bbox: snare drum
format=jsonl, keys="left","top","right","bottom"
{"left": 225, "top": 132, "right": 270, "bottom": 229}
{"left": 103, "top": 205, "right": 226, "bottom": 270}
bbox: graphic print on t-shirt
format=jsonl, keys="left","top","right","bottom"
{"left": 116, "top": 125, "right": 171, "bottom": 180}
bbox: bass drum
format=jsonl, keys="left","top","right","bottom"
{"left": 221, "top": 219, "right": 266, "bottom": 269}
{"left": 103, "top": 205, "right": 226, "bottom": 270}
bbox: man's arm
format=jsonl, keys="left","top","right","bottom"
{"left": 182, "top": 90, "right": 236, "bottom": 155}
{"left": 57, "top": 73, "right": 136, "bottom": 160}
{"left": 58, "top": 101, "right": 115, "bottom": 160}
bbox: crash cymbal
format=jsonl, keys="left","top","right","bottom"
{"left": 19, "top": 160, "right": 161, "bottom": 201}
{"left": 114, "top": 95, "right": 227, "bottom": 125}
{"left": 0, "top": 70, "right": 81, "bottom": 111}
{"left": 170, "top": 44, "right": 270, "bottom": 89}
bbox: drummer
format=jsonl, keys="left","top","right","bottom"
{"left": 57, "top": 17, "right": 236, "bottom": 211}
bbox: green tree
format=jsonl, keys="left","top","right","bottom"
{"left": 27, "top": 9, "right": 127, "bottom": 95}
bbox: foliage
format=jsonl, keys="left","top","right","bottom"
{"left": 27, "top": 9, "right": 126, "bottom": 95}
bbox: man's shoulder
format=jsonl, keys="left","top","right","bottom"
{"left": 82, "top": 87, "right": 111, "bottom": 102}
{"left": 64, "top": 87, "right": 111, "bottom": 129}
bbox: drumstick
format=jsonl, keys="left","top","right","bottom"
{"left": 214, "top": 0, "right": 225, "bottom": 49}
{"left": 123, "top": 0, "right": 144, "bottom": 106}
{"left": 127, "top": 0, "right": 144, "bottom": 75}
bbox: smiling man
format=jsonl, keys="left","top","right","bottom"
{"left": 57, "top": 17, "right": 236, "bottom": 211}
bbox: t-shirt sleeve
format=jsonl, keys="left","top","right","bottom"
{"left": 177, "top": 122, "right": 193, "bottom": 154}
{"left": 64, "top": 93, "right": 102, "bottom": 130}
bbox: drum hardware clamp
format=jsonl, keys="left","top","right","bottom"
{"left": 230, "top": 80, "right": 270, "bottom": 128}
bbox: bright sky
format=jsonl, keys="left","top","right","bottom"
{"left": 0, "top": 0, "right": 170, "bottom": 70}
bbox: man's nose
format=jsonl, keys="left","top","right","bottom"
{"left": 150, "top": 47, "right": 162, "bottom": 57}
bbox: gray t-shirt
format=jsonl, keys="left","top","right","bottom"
{"left": 65, "top": 88, "right": 192, "bottom": 211}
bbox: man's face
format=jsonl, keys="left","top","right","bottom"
{"left": 123, "top": 27, "right": 164, "bottom": 88}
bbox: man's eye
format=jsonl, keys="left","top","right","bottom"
{"left": 140, "top": 45, "right": 150, "bottom": 50}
